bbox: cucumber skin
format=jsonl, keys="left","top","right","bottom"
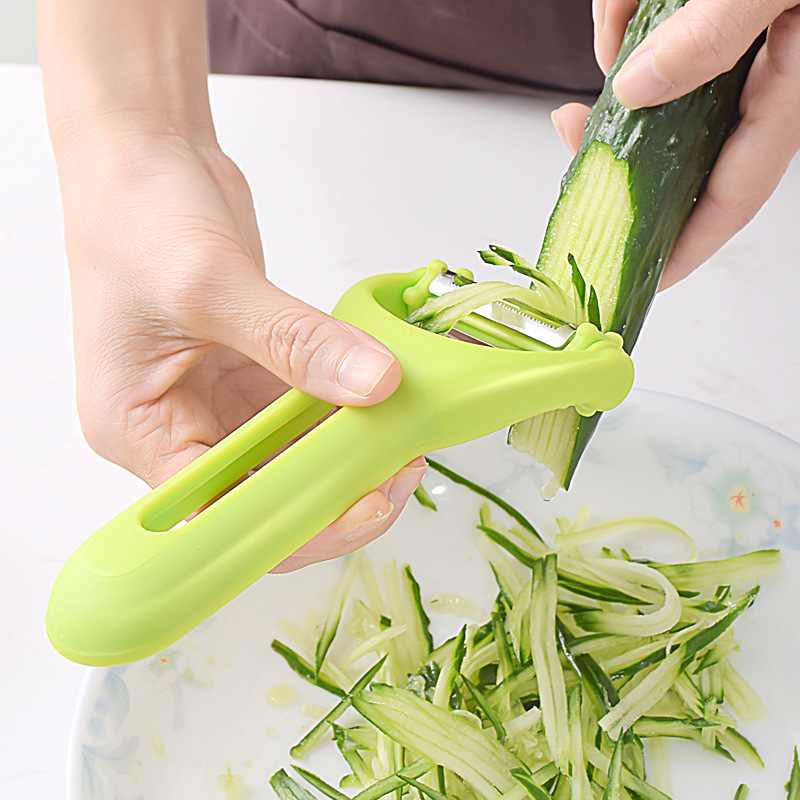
{"left": 540, "top": 0, "right": 761, "bottom": 487}
{"left": 577, "top": 0, "right": 758, "bottom": 349}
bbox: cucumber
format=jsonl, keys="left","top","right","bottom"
{"left": 512, "top": 0, "right": 761, "bottom": 493}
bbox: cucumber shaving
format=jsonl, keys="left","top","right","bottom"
{"left": 270, "top": 464, "right": 779, "bottom": 800}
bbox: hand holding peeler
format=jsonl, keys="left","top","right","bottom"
{"left": 46, "top": 266, "right": 634, "bottom": 666}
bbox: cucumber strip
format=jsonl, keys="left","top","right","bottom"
{"left": 601, "top": 589, "right": 757, "bottom": 739}
{"left": 316, "top": 551, "right": 363, "bottom": 676}
{"left": 383, "top": 561, "right": 415, "bottom": 681}
{"left": 787, "top": 748, "right": 800, "bottom": 800}
{"left": 292, "top": 767, "right": 351, "bottom": 800}
{"left": 568, "top": 686, "right": 592, "bottom": 800}
{"left": 332, "top": 725, "right": 375, "bottom": 786}
{"left": 632, "top": 716, "right": 720, "bottom": 741}
{"left": 494, "top": 609, "right": 518, "bottom": 678}
{"left": 290, "top": 656, "right": 388, "bottom": 759}
{"left": 479, "top": 526, "right": 542, "bottom": 570}
{"left": 509, "top": 578, "right": 534, "bottom": 665}
{"left": 557, "top": 625, "right": 619, "bottom": 714}
{"left": 488, "top": 664, "right": 538, "bottom": 705}
{"left": 359, "top": 559, "right": 387, "bottom": 618}
{"left": 504, "top": 706, "right": 544, "bottom": 739}
{"left": 413, "top": 484, "right": 438, "bottom": 511}
{"left": 654, "top": 551, "right": 780, "bottom": 590}
{"left": 682, "top": 590, "right": 758, "bottom": 661}
{"left": 433, "top": 626, "right": 467, "bottom": 708}
{"left": 351, "top": 760, "right": 433, "bottom": 800}
{"left": 721, "top": 661, "right": 768, "bottom": 723}
{"left": 604, "top": 642, "right": 667, "bottom": 679}
{"left": 510, "top": 768, "right": 553, "bottom": 800}
{"left": 571, "top": 561, "right": 681, "bottom": 636}
{"left": 733, "top": 785, "right": 749, "bottom": 800}
{"left": 584, "top": 745, "right": 672, "bottom": 800}
{"left": 426, "top": 458, "right": 547, "bottom": 547}
{"left": 554, "top": 517, "right": 697, "bottom": 563}
{"left": 271, "top": 640, "right": 347, "bottom": 698}
{"left": 530, "top": 555, "right": 570, "bottom": 772}
{"left": 342, "top": 627, "right": 408, "bottom": 670}
{"left": 602, "top": 737, "right": 625, "bottom": 800}
{"left": 404, "top": 565, "right": 434, "bottom": 660}
{"left": 460, "top": 673, "right": 508, "bottom": 743}
{"left": 407, "top": 280, "right": 571, "bottom": 335}
{"left": 484, "top": 552, "right": 522, "bottom": 607}
{"left": 352, "top": 684, "right": 523, "bottom": 799}
{"left": 400, "top": 775, "right": 450, "bottom": 800}
{"left": 716, "top": 728, "right": 764, "bottom": 771}
{"left": 645, "top": 738, "right": 672, "bottom": 797}
{"left": 480, "top": 527, "right": 645, "bottom": 609}
{"left": 271, "top": 769, "right": 320, "bottom": 800}
{"left": 600, "top": 649, "right": 684, "bottom": 739}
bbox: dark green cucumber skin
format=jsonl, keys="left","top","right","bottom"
{"left": 542, "top": 0, "right": 761, "bottom": 487}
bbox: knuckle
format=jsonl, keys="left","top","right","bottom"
{"left": 705, "top": 186, "right": 759, "bottom": 231}
{"left": 679, "top": 9, "right": 735, "bottom": 70}
{"left": 260, "top": 308, "right": 338, "bottom": 385}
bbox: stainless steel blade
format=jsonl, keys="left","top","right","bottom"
{"left": 428, "top": 271, "right": 575, "bottom": 349}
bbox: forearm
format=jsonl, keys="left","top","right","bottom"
{"left": 37, "top": 0, "right": 215, "bottom": 159}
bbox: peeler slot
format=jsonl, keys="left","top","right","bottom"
{"left": 142, "top": 391, "right": 335, "bottom": 533}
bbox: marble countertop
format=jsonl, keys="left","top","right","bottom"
{"left": 1, "top": 62, "right": 798, "bottom": 797}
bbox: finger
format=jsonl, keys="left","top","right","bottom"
{"left": 142, "top": 441, "right": 211, "bottom": 487}
{"left": 192, "top": 269, "right": 402, "bottom": 406}
{"left": 270, "top": 457, "right": 427, "bottom": 573}
{"left": 660, "top": 10, "right": 800, "bottom": 288}
{"left": 594, "top": 0, "right": 639, "bottom": 74}
{"left": 551, "top": 103, "right": 591, "bottom": 154}
{"left": 613, "top": 0, "right": 786, "bottom": 108}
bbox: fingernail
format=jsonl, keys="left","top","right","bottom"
{"left": 387, "top": 463, "right": 427, "bottom": 505}
{"left": 550, "top": 110, "right": 566, "bottom": 143}
{"left": 613, "top": 48, "right": 673, "bottom": 109}
{"left": 345, "top": 499, "right": 395, "bottom": 542}
{"left": 337, "top": 345, "right": 395, "bottom": 397}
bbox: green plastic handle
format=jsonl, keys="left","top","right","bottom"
{"left": 46, "top": 270, "right": 634, "bottom": 666}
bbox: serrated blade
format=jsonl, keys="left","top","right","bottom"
{"left": 428, "top": 271, "right": 576, "bottom": 349}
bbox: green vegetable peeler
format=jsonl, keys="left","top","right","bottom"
{"left": 46, "top": 266, "right": 634, "bottom": 666}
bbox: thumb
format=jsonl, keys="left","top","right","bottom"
{"left": 611, "top": 0, "right": 776, "bottom": 109}
{"left": 200, "top": 273, "right": 402, "bottom": 406}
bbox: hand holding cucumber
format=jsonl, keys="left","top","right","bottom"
{"left": 552, "top": 0, "right": 800, "bottom": 289}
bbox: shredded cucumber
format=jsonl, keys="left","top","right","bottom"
{"left": 270, "top": 464, "right": 779, "bottom": 800}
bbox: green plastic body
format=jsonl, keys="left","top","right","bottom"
{"left": 46, "top": 270, "right": 633, "bottom": 666}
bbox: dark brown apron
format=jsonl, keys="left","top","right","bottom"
{"left": 207, "top": 0, "right": 603, "bottom": 99}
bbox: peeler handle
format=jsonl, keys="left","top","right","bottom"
{"left": 46, "top": 383, "right": 434, "bottom": 666}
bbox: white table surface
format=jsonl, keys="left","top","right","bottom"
{"left": 1, "top": 62, "right": 798, "bottom": 798}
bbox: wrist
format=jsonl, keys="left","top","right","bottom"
{"left": 38, "top": 0, "right": 216, "bottom": 161}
